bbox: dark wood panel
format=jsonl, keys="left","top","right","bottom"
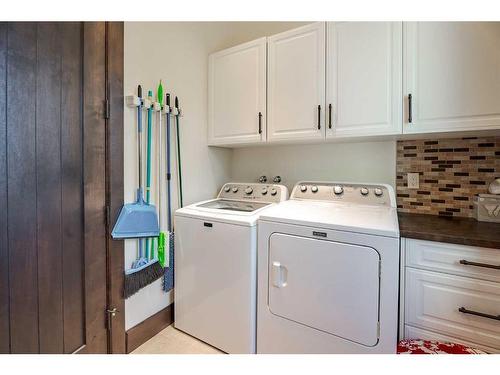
{"left": 126, "top": 305, "right": 174, "bottom": 353}
{"left": 0, "top": 21, "right": 120, "bottom": 354}
{"left": 106, "top": 21, "right": 125, "bottom": 354}
{"left": 36, "top": 22, "right": 64, "bottom": 354}
{"left": 0, "top": 22, "right": 9, "bottom": 354}
{"left": 61, "top": 22, "right": 85, "bottom": 354}
{"left": 7, "top": 22, "right": 38, "bottom": 354}
{"left": 82, "top": 22, "right": 108, "bottom": 354}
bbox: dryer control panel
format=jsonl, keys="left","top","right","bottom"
{"left": 218, "top": 183, "right": 289, "bottom": 204}
{"left": 291, "top": 181, "right": 396, "bottom": 208}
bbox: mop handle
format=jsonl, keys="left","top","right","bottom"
{"left": 166, "top": 93, "right": 172, "bottom": 232}
{"left": 157, "top": 102, "right": 162, "bottom": 231}
{"left": 175, "top": 96, "right": 184, "bottom": 208}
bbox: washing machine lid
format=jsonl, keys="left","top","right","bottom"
{"left": 259, "top": 200, "right": 399, "bottom": 238}
{"left": 197, "top": 199, "right": 271, "bottom": 213}
{"left": 176, "top": 199, "right": 273, "bottom": 226}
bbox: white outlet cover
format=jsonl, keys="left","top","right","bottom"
{"left": 407, "top": 173, "right": 419, "bottom": 189}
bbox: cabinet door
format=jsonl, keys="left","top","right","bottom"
{"left": 208, "top": 37, "right": 266, "bottom": 146}
{"left": 326, "top": 22, "right": 402, "bottom": 138}
{"left": 267, "top": 22, "right": 326, "bottom": 142}
{"left": 404, "top": 22, "right": 500, "bottom": 134}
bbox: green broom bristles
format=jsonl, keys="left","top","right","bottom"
{"left": 124, "top": 260, "right": 164, "bottom": 298}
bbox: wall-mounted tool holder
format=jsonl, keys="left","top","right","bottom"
{"left": 125, "top": 95, "right": 183, "bottom": 117}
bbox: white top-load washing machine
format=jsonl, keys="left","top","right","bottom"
{"left": 257, "top": 181, "right": 400, "bottom": 353}
{"left": 174, "top": 182, "right": 288, "bottom": 354}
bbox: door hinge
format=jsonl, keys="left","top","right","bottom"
{"left": 104, "top": 98, "right": 110, "bottom": 119}
{"left": 105, "top": 205, "right": 110, "bottom": 228}
{"left": 106, "top": 307, "right": 118, "bottom": 331}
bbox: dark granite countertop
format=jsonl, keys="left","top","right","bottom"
{"left": 398, "top": 212, "right": 500, "bottom": 249}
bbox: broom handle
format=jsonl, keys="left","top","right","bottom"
{"left": 145, "top": 91, "right": 154, "bottom": 259}
{"left": 137, "top": 85, "right": 144, "bottom": 259}
{"left": 175, "top": 96, "right": 183, "bottom": 208}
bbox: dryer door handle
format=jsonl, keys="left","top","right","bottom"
{"left": 271, "top": 261, "right": 288, "bottom": 288}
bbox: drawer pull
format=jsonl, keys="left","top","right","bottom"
{"left": 458, "top": 307, "right": 500, "bottom": 321}
{"left": 459, "top": 259, "right": 500, "bottom": 270}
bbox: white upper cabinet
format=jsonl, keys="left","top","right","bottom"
{"left": 326, "top": 22, "right": 402, "bottom": 138}
{"left": 404, "top": 22, "right": 500, "bottom": 134}
{"left": 208, "top": 37, "right": 267, "bottom": 146}
{"left": 267, "top": 22, "right": 326, "bottom": 143}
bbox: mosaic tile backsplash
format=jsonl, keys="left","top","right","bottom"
{"left": 396, "top": 136, "right": 500, "bottom": 217}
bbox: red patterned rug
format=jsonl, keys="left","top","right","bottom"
{"left": 397, "top": 339, "right": 486, "bottom": 354}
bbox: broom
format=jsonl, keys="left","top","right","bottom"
{"left": 124, "top": 86, "right": 163, "bottom": 299}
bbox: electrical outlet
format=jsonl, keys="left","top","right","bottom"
{"left": 407, "top": 173, "right": 419, "bottom": 189}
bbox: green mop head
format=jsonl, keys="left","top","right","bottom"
{"left": 158, "top": 232, "right": 166, "bottom": 267}
{"left": 124, "top": 260, "right": 164, "bottom": 298}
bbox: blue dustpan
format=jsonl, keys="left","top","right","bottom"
{"left": 112, "top": 187, "right": 159, "bottom": 239}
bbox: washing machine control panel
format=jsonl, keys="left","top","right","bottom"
{"left": 218, "top": 183, "right": 289, "bottom": 203}
{"left": 291, "top": 182, "right": 396, "bottom": 207}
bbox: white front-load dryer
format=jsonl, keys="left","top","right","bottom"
{"left": 174, "top": 182, "right": 288, "bottom": 354}
{"left": 257, "top": 181, "right": 400, "bottom": 353}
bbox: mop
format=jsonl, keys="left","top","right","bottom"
{"left": 123, "top": 85, "right": 163, "bottom": 299}
{"left": 163, "top": 95, "right": 181, "bottom": 292}
{"left": 156, "top": 81, "right": 167, "bottom": 267}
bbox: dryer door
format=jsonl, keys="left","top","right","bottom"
{"left": 268, "top": 233, "right": 381, "bottom": 346}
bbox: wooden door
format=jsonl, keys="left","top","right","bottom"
{"left": 326, "top": 22, "right": 402, "bottom": 138}
{"left": 403, "top": 22, "right": 500, "bottom": 134}
{"left": 267, "top": 22, "right": 326, "bottom": 143}
{"left": 208, "top": 37, "right": 267, "bottom": 146}
{"left": 0, "top": 22, "right": 124, "bottom": 354}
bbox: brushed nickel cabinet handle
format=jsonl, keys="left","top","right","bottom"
{"left": 408, "top": 94, "right": 413, "bottom": 123}
{"left": 328, "top": 103, "right": 332, "bottom": 129}
{"left": 459, "top": 259, "right": 500, "bottom": 270}
{"left": 458, "top": 307, "right": 500, "bottom": 321}
{"left": 317, "top": 105, "right": 321, "bottom": 130}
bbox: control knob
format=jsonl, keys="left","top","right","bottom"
{"left": 360, "top": 187, "right": 369, "bottom": 196}
{"left": 261, "top": 187, "right": 268, "bottom": 195}
{"left": 300, "top": 185, "right": 307, "bottom": 192}
{"left": 374, "top": 188, "right": 383, "bottom": 197}
{"left": 270, "top": 188, "right": 277, "bottom": 196}
{"left": 224, "top": 186, "right": 231, "bottom": 192}
{"left": 311, "top": 185, "right": 318, "bottom": 193}
{"left": 245, "top": 187, "right": 253, "bottom": 195}
{"left": 333, "top": 185, "right": 344, "bottom": 195}
{"left": 232, "top": 187, "right": 239, "bottom": 193}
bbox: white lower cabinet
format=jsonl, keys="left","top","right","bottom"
{"left": 402, "top": 238, "right": 500, "bottom": 353}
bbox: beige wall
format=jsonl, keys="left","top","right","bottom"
{"left": 230, "top": 141, "right": 397, "bottom": 191}
{"left": 124, "top": 21, "right": 308, "bottom": 329}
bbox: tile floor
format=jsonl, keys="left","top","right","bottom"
{"left": 131, "top": 325, "right": 224, "bottom": 354}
